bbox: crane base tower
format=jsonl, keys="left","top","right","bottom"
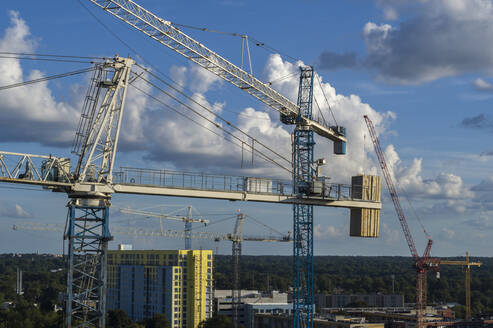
{"left": 65, "top": 196, "right": 112, "bottom": 328}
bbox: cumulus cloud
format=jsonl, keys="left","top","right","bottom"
{"left": 314, "top": 224, "right": 343, "bottom": 239}
{"left": 121, "top": 53, "right": 395, "bottom": 180}
{"left": 471, "top": 177, "right": 493, "bottom": 210}
{"left": 0, "top": 12, "right": 475, "bottom": 205}
{"left": 383, "top": 144, "right": 473, "bottom": 200}
{"left": 314, "top": 51, "right": 357, "bottom": 71}
{"left": 381, "top": 223, "right": 400, "bottom": 244}
{"left": 439, "top": 227, "right": 456, "bottom": 240}
{"left": 0, "top": 11, "right": 81, "bottom": 147}
{"left": 472, "top": 78, "right": 493, "bottom": 92}
{"left": 364, "top": 0, "right": 493, "bottom": 84}
{"left": 0, "top": 201, "right": 32, "bottom": 219}
{"left": 263, "top": 54, "right": 395, "bottom": 181}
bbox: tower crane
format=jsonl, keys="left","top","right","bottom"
{"left": 364, "top": 115, "right": 438, "bottom": 328}
{"left": 440, "top": 252, "right": 481, "bottom": 320}
{"left": 0, "top": 2, "right": 383, "bottom": 326}
{"left": 120, "top": 205, "right": 209, "bottom": 250}
{"left": 82, "top": 2, "right": 354, "bottom": 327}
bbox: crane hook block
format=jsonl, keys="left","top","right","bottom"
{"left": 332, "top": 126, "right": 346, "bottom": 155}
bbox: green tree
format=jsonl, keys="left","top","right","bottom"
{"left": 140, "top": 313, "right": 170, "bottom": 328}
{"left": 107, "top": 309, "right": 134, "bottom": 328}
{"left": 199, "top": 314, "right": 234, "bottom": 328}
{"left": 452, "top": 305, "right": 465, "bottom": 319}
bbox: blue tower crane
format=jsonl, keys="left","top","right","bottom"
{"left": 292, "top": 67, "right": 316, "bottom": 326}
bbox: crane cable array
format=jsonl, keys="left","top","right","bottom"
{"left": 132, "top": 63, "right": 293, "bottom": 170}
{"left": 168, "top": 21, "right": 340, "bottom": 128}
{"left": 0, "top": 53, "right": 295, "bottom": 176}
{"left": 129, "top": 74, "right": 293, "bottom": 174}
{"left": 76, "top": 0, "right": 342, "bottom": 173}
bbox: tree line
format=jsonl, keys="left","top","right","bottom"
{"left": 0, "top": 254, "right": 490, "bottom": 327}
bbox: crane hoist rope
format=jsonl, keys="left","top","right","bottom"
{"left": 0, "top": 51, "right": 107, "bottom": 60}
{"left": 0, "top": 55, "right": 95, "bottom": 64}
{"left": 130, "top": 77, "right": 293, "bottom": 174}
{"left": 134, "top": 63, "right": 292, "bottom": 166}
{"left": 0, "top": 67, "right": 96, "bottom": 92}
{"left": 165, "top": 21, "right": 302, "bottom": 63}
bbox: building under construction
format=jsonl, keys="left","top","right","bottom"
{"left": 107, "top": 249, "right": 213, "bottom": 328}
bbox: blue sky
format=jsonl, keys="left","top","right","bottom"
{"left": 0, "top": 0, "right": 492, "bottom": 258}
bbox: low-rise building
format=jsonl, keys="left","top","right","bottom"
{"left": 214, "top": 290, "right": 290, "bottom": 327}
{"left": 254, "top": 313, "right": 384, "bottom": 328}
{"left": 315, "top": 294, "right": 404, "bottom": 309}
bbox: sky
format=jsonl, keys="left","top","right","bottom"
{"left": 0, "top": 0, "right": 492, "bottom": 258}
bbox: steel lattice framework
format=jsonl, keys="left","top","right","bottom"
{"left": 86, "top": 0, "right": 346, "bottom": 143}
{"left": 65, "top": 56, "right": 133, "bottom": 327}
{"left": 292, "top": 67, "right": 315, "bottom": 328}
{"left": 65, "top": 200, "right": 112, "bottom": 328}
{"left": 231, "top": 213, "right": 245, "bottom": 328}
{"left": 73, "top": 56, "right": 133, "bottom": 184}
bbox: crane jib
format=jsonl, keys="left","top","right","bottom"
{"left": 87, "top": 0, "right": 346, "bottom": 144}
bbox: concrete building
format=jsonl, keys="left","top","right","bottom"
{"left": 254, "top": 313, "right": 384, "bottom": 328}
{"left": 107, "top": 249, "right": 213, "bottom": 328}
{"left": 315, "top": 294, "right": 404, "bottom": 309}
{"left": 245, "top": 303, "right": 293, "bottom": 328}
{"left": 214, "top": 290, "right": 290, "bottom": 327}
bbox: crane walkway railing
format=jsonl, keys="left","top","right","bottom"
{"left": 0, "top": 152, "right": 380, "bottom": 206}
{"left": 113, "top": 167, "right": 376, "bottom": 203}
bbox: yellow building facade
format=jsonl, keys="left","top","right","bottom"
{"left": 107, "top": 249, "right": 213, "bottom": 328}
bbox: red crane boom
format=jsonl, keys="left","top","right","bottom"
{"left": 363, "top": 115, "right": 419, "bottom": 259}
{"left": 364, "top": 115, "right": 437, "bottom": 328}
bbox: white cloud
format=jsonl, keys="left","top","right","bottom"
{"left": 0, "top": 11, "right": 80, "bottom": 146}
{"left": 314, "top": 224, "right": 343, "bottom": 239}
{"left": 365, "top": 0, "right": 493, "bottom": 84}
{"left": 381, "top": 223, "right": 400, "bottom": 244}
{"left": 0, "top": 201, "right": 32, "bottom": 219}
{"left": 471, "top": 177, "right": 493, "bottom": 211}
{"left": 263, "top": 54, "right": 395, "bottom": 181}
{"left": 0, "top": 12, "right": 475, "bottom": 208}
{"left": 131, "top": 54, "right": 395, "bottom": 180}
{"left": 439, "top": 227, "right": 456, "bottom": 240}
{"left": 472, "top": 78, "right": 493, "bottom": 92}
{"left": 188, "top": 65, "right": 222, "bottom": 93}
{"left": 383, "top": 144, "right": 473, "bottom": 200}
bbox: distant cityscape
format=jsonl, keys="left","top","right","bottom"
{"left": 1, "top": 250, "right": 491, "bottom": 328}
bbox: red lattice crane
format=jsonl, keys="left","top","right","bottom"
{"left": 364, "top": 115, "right": 439, "bottom": 328}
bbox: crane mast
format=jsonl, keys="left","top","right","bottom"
{"left": 231, "top": 213, "right": 245, "bottom": 328}
{"left": 72, "top": 56, "right": 134, "bottom": 184}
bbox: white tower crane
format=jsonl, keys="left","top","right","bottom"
{"left": 120, "top": 205, "right": 209, "bottom": 250}
{"left": 0, "top": 2, "right": 383, "bottom": 326}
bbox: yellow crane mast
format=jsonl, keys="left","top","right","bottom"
{"left": 440, "top": 252, "right": 481, "bottom": 320}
